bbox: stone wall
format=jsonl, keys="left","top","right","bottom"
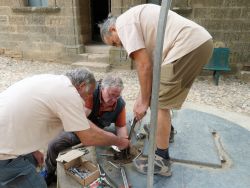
{"left": 0, "top": 0, "right": 91, "bottom": 61}
{"left": 0, "top": 0, "right": 249, "bottom": 71}
{"left": 111, "top": 0, "right": 147, "bottom": 16}
{"left": 173, "top": 0, "right": 250, "bottom": 71}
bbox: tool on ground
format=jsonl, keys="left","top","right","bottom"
{"left": 97, "top": 164, "right": 106, "bottom": 177}
{"left": 99, "top": 153, "right": 114, "bottom": 157}
{"left": 120, "top": 166, "right": 129, "bottom": 188}
{"left": 108, "top": 161, "right": 119, "bottom": 169}
{"left": 68, "top": 167, "right": 90, "bottom": 179}
{"left": 107, "top": 161, "right": 130, "bottom": 188}
{"left": 71, "top": 143, "right": 83, "bottom": 149}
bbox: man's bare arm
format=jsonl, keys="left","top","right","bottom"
{"left": 116, "top": 126, "right": 128, "bottom": 138}
{"left": 75, "top": 121, "right": 129, "bottom": 149}
{"left": 131, "top": 48, "right": 152, "bottom": 104}
{"left": 130, "top": 48, "right": 152, "bottom": 119}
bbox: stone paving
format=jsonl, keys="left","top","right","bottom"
{"left": 0, "top": 56, "right": 249, "bottom": 117}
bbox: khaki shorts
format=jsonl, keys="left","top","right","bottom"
{"left": 158, "top": 39, "right": 213, "bottom": 109}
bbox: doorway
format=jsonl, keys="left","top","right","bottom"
{"left": 91, "top": 0, "right": 110, "bottom": 42}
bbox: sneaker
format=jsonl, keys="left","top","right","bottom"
{"left": 39, "top": 169, "right": 57, "bottom": 186}
{"left": 133, "top": 154, "right": 172, "bottom": 176}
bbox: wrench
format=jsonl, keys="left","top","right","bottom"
{"left": 128, "top": 117, "right": 137, "bottom": 140}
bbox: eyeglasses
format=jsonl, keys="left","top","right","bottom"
{"left": 106, "top": 89, "right": 120, "bottom": 100}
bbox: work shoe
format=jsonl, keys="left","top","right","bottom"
{"left": 133, "top": 154, "right": 172, "bottom": 177}
{"left": 39, "top": 168, "right": 57, "bottom": 186}
{"left": 169, "top": 126, "right": 177, "bottom": 143}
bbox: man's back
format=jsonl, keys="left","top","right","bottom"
{"left": 116, "top": 4, "right": 212, "bottom": 64}
{"left": 0, "top": 74, "right": 88, "bottom": 159}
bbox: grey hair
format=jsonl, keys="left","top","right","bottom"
{"left": 101, "top": 74, "right": 124, "bottom": 90}
{"left": 65, "top": 68, "right": 96, "bottom": 87}
{"left": 99, "top": 15, "right": 117, "bottom": 42}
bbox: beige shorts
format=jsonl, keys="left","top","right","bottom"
{"left": 158, "top": 39, "right": 213, "bottom": 109}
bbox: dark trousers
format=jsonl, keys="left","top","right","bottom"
{"left": 45, "top": 131, "right": 80, "bottom": 174}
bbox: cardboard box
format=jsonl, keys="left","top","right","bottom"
{"left": 56, "top": 150, "right": 100, "bottom": 186}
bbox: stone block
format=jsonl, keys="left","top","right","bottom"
{"left": 16, "top": 25, "right": 56, "bottom": 38}
{"left": 85, "top": 45, "right": 111, "bottom": 54}
{"left": 0, "top": 16, "right": 8, "bottom": 25}
{"left": 200, "top": 19, "right": 222, "bottom": 30}
{"left": 8, "top": 15, "right": 25, "bottom": 25}
{"left": 231, "top": 42, "right": 250, "bottom": 54}
{"left": 55, "top": 35, "right": 79, "bottom": 46}
{"left": 71, "top": 61, "right": 111, "bottom": 72}
{"left": 0, "top": 25, "right": 16, "bottom": 32}
{"left": 241, "top": 7, "right": 250, "bottom": 19}
{"left": 223, "top": 8, "right": 241, "bottom": 19}
{"left": 221, "top": 20, "right": 250, "bottom": 31}
{"left": 208, "top": 31, "right": 223, "bottom": 41}
{"left": 59, "top": 7, "right": 77, "bottom": 16}
{"left": 238, "top": 32, "right": 250, "bottom": 41}
{"left": 65, "top": 44, "right": 84, "bottom": 54}
{"left": 221, "top": 32, "right": 240, "bottom": 42}
{"left": 0, "top": 6, "right": 11, "bottom": 15}
{"left": 22, "top": 50, "right": 62, "bottom": 61}
{"left": 229, "top": 51, "right": 250, "bottom": 64}
{"left": 109, "top": 47, "right": 132, "bottom": 69}
{"left": 29, "top": 33, "right": 52, "bottom": 42}
{"left": 45, "top": 16, "right": 72, "bottom": 26}
{"left": 0, "top": 40, "right": 19, "bottom": 49}
{"left": 11, "top": 33, "right": 29, "bottom": 41}
{"left": 0, "top": 48, "right": 5, "bottom": 54}
{"left": 56, "top": 26, "right": 74, "bottom": 36}
{"left": 191, "top": 0, "right": 224, "bottom": 7}
{"left": 194, "top": 7, "right": 241, "bottom": 19}
{"left": 87, "top": 53, "right": 109, "bottom": 63}
{"left": 223, "top": 0, "right": 250, "bottom": 7}
{"left": 55, "top": 0, "right": 76, "bottom": 7}
{"left": 0, "top": 0, "right": 11, "bottom": 6}
{"left": 4, "top": 49, "right": 23, "bottom": 58}
{"left": 25, "top": 15, "right": 45, "bottom": 25}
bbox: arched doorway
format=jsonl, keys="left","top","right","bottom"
{"left": 91, "top": 0, "right": 110, "bottom": 42}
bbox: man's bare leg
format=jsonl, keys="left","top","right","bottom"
{"left": 133, "top": 108, "right": 172, "bottom": 176}
{"left": 157, "top": 108, "right": 171, "bottom": 149}
{"left": 156, "top": 108, "right": 171, "bottom": 159}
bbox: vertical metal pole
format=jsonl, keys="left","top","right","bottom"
{"left": 147, "top": 1, "right": 172, "bottom": 188}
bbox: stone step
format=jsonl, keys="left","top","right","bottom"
{"left": 78, "top": 53, "right": 109, "bottom": 63}
{"left": 71, "top": 61, "right": 111, "bottom": 72}
{"left": 85, "top": 44, "right": 111, "bottom": 54}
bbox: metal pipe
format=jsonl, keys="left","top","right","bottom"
{"left": 121, "top": 166, "right": 129, "bottom": 188}
{"left": 147, "top": 1, "right": 172, "bottom": 188}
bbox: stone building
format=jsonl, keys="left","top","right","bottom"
{"left": 0, "top": 0, "right": 249, "bottom": 74}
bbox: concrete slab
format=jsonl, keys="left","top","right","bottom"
{"left": 97, "top": 108, "right": 250, "bottom": 188}
{"left": 170, "top": 109, "right": 221, "bottom": 167}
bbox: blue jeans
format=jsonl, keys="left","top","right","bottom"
{"left": 0, "top": 154, "right": 47, "bottom": 188}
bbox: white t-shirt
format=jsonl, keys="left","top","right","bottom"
{"left": 116, "top": 4, "right": 212, "bottom": 65}
{"left": 0, "top": 74, "right": 89, "bottom": 160}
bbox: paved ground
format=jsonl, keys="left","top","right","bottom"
{"left": 97, "top": 106, "right": 250, "bottom": 188}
